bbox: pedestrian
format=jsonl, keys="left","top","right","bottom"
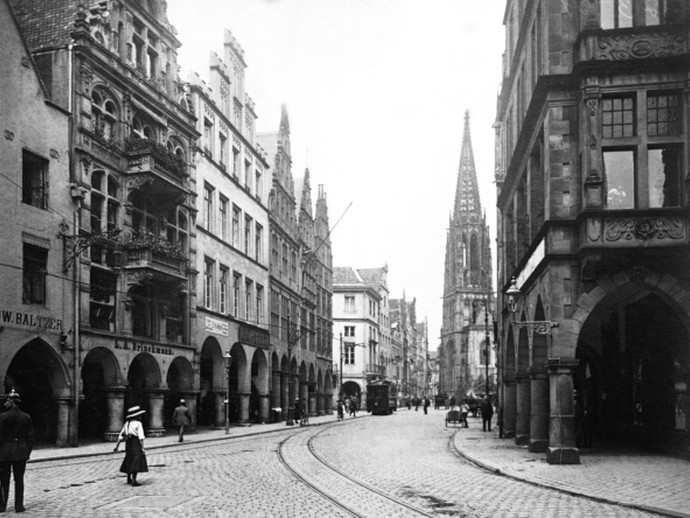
{"left": 414, "top": 397, "right": 419, "bottom": 411}
{"left": 406, "top": 398, "right": 411, "bottom": 410}
{"left": 449, "top": 395, "right": 456, "bottom": 408}
{"left": 293, "top": 398, "right": 302, "bottom": 425}
{"left": 423, "top": 396, "right": 430, "bottom": 415}
{"left": 349, "top": 396, "right": 357, "bottom": 417}
{"left": 460, "top": 400, "right": 470, "bottom": 428}
{"left": 480, "top": 397, "right": 494, "bottom": 432}
{"left": 337, "top": 399, "right": 344, "bottom": 421}
{"left": 172, "top": 399, "right": 191, "bottom": 442}
{"left": 344, "top": 397, "right": 351, "bottom": 415}
{"left": 0, "top": 389, "right": 34, "bottom": 513}
{"left": 113, "top": 406, "right": 148, "bottom": 486}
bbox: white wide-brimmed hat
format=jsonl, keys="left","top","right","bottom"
{"left": 126, "top": 406, "right": 146, "bottom": 419}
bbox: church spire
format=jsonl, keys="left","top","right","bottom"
{"left": 453, "top": 110, "right": 482, "bottom": 218}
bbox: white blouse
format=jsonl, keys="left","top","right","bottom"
{"left": 120, "top": 420, "right": 145, "bottom": 441}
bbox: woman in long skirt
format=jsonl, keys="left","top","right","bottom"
{"left": 113, "top": 406, "right": 148, "bottom": 486}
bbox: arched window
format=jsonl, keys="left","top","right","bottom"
{"left": 132, "top": 114, "right": 155, "bottom": 140}
{"left": 91, "top": 88, "right": 118, "bottom": 141}
{"left": 470, "top": 233, "right": 480, "bottom": 270}
{"left": 166, "top": 137, "right": 186, "bottom": 162}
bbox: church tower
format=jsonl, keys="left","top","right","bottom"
{"left": 439, "top": 111, "right": 493, "bottom": 398}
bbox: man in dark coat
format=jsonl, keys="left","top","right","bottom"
{"left": 172, "top": 399, "right": 191, "bottom": 442}
{"left": 481, "top": 396, "right": 494, "bottom": 432}
{"left": 0, "top": 389, "right": 34, "bottom": 513}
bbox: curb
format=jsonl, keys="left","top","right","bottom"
{"left": 29, "top": 418, "right": 341, "bottom": 465}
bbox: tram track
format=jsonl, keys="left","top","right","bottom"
{"left": 277, "top": 422, "right": 436, "bottom": 518}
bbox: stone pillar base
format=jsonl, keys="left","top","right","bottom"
{"left": 515, "top": 434, "right": 529, "bottom": 446}
{"left": 546, "top": 446, "right": 580, "bottom": 465}
{"left": 146, "top": 427, "right": 166, "bottom": 438}
{"left": 528, "top": 439, "right": 548, "bottom": 453}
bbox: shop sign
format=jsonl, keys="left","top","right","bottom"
{"left": 1, "top": 308, "right": 63, "bottom": 332}
{"left": 205, "top": 316, "right": 229, "bottom": 337}
{"left": 114, "top": 340, "right": 174, "bottom": 356}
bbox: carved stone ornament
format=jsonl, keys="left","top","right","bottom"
{"left": 126, "top": 175, "right": 154, "bottom": 193}
{"left": 50, "top": 149, "right": 60, "bottom": 159}
{"left": 21, "top": 56, "right": 30, "bottom": 68}
{"left": 80, "top": 65, "right": 94, "bottom": 92}
{"left": 605, "top": 217, "right": 686, "bottom": 242}
{"left": 4, "top": 130, "right": 14, "bottom": 141}
{"left": 587, "top": 218, "right": 602, "bottom": 242}
{"left": 126, "top": 271, "right": 154, "bottom": 286}
{"left": 587, "top": 98, "right": 597, "bottom": 117}
{"left": 598, "top": 32, "right": 686, "bottom": 61}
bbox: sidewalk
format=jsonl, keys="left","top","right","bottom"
{"left": 452, "top": 416, "right": 690, "bottom": 518}
{"left": 29, "top": 413, "right": 340, "bottom": 463}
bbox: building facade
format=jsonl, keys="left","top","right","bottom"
{"left": 5, "top": 0, "right": 334, "bottom": 446}
{"left": 332, "top": 267, "right": 382, "bottom": 403}
{"left": 258, "top": 108, "right": 334, "bottom": 421}
{"left": 439, "top": 112, "right": 495, "bottom": 400}
{"left": 1, "top": 0, "right": 72, "bottom": 446}
{"left": 495, "top": 0, "right": 689, "bottom": 464}
{"left": 189, "top": 31, "right": 272, "bottom": 427}
{"left": 8, "top": 0, "right": 199, "bottom": 444}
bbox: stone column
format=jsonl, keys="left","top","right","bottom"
{"left": 146, "top": 391, "right": 167, "bottom": 437}
{"left": 103, "top": 388, "right": 126, "bottom": 441}
{"left": 281, "top": 372, "right": 289, "bottom": 421}
{"left": 529, "top": 369, "right": 549, "bottom": 453}
{"left": 515, "top": 373, "right": 531, "bottom": 445}
{"left": 259, "top": 394, "right": 270, "bottom": 424}
{"left": 213, "top": 390, "right": 225, "bottom": 428}
{"left": 54, "top": 398, "right": 71, "bottom": 448}
{"left": 546, "top": 359, "right": 580, "bottom": 464}
{"left": 236, "top": 392, "right": 250, "bottom": 424}
{"left": 503, "top": 377, "right": 517, "bottom": 439}
{"left": 271, "top": 370, "right": 281, "bottom": 415}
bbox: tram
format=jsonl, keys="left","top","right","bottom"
{"left": 366, "top": 380, "right": 397, "bottom": 415}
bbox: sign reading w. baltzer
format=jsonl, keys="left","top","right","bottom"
{"left": 1, "top": 309, "right": 63, "bottom": 332}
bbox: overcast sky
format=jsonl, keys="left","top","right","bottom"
{"left": 167, "top": 0, "right": 506, "bottom": 349}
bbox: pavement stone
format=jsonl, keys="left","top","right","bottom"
{"left": 28, "top": 409, "right": 690, "bottom": 518}
{"left": 451, "top": 414, "right": 690, "bottom": 518}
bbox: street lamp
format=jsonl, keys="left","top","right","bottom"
{"left": 224, "top": 350, "right": 232, "bottom": 434}
{"left": 505, "top": 277, "right": 559, "bottom": 336}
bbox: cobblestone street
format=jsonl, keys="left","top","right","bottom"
{"left": 14, "top": 410, "right": 680, "bottom": 517}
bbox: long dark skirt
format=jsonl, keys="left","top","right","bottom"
{"left": 119, "top": 436, "right": 148, "bottom": 474}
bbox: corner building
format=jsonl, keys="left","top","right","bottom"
{"left": 495, "top": 0, "right": 689, "bottom": 463}
{"left": 10, "top": 0, "right": 199, "bottom": 443}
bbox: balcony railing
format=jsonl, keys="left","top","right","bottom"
{"left": 124, "top": 138, "right": 188, "bottom": 187}
{"left": 123, "top": 232, "right": 188, "bottom": 278}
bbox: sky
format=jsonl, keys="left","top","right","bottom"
{"left": 166, "top": 0, "right": 506, "bottom": 349}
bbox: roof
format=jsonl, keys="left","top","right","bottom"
{"left": 9, "top": 0, "right": 81, "bottom": 51}
{"left": 333, "top": 267, "right": 364, "bottom": 285}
